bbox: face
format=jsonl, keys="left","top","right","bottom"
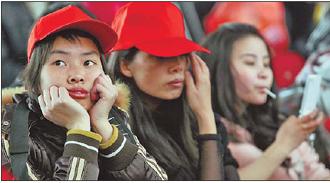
{"left": 121, "top": 51, "right": 189, "bottom": 100}
{"left": 40, "top": 36, "right": 103, "bottom": 110}
{"left": 230, "top": 36, "right": 273, "bottom": 105}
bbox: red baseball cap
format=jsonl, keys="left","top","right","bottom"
{"left": 27, "top": 5, "right": 117, "bottom": 62}
{"left": 111, "top": 2, "right": 210, "bottom": 57}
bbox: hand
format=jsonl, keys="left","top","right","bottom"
{"left": 275, "top": 110, "right": 322, "bottom": 154}
{"left": 38, "top": 86, "right": 90, "bottom": 130}
{"left": 89, "top": 73, "right": 117, "bottom": 142}
{"left": 185, "top": 53, "right": 216, "bottom": 134}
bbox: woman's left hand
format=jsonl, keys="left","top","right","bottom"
{"left": 185, "top": 53, "right": 216, "bottom": 134}
{"left": 89, "top": 73, "right": 118, "bottom": 142}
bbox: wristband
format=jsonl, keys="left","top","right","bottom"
{"left": 196, "top": 134, "right": 221, "bottom": 142}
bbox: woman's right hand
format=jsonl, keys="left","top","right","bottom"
{"left": 38, "top": 86, "right": 90, "bottom": 130}
{"left": 185, "top": 53, "right": 216, "bottom": 134}
{"left": 275, "top": 110, "right": 322, "bottom": 154}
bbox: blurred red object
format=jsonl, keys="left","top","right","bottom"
{"left": 80, "top": 2, "right": 127, "bottom": 26}
{"left": 272, "top": 50, "right": 305, "bottom": 89}
{"left": 325, "top": 117, "right": 330, "bottom": 133}
{"left": 204, "top": 2, "right": 289, "bottom": 53}
{"left": 1, "top": 166, "right": 15, "bottom": 180}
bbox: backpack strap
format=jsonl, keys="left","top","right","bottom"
{"left": 9, "top": 100, "right": 30, "bottom": 180}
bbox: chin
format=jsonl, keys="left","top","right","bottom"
{"left": 250, "top": 97, "right": 267, "bottom": 105}
{"left": 159, "top": 91, "right": 182, "bottom": 100}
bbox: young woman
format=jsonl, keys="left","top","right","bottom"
{"left": 199, "top": 22, "right": 330, "bottom": 180}
{"left": 108, "top": 2, "right": 239, "bottom": 180}
{"left": 1, "top": 5, "right": 166, "bottom": 180}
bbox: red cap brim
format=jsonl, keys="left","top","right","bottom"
{"left": 28, "top": 19, "right": 117, "bottom": 62}
{"left": 112, "top": 37, "right": 210, "bottom": 57}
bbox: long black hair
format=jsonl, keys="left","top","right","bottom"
{"left": 199, "top": 23, "right": 280, "bottom": 150}
{"left": 109, "top": 48, "right": 199, "bottom": 179}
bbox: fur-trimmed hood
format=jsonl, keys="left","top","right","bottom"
{"left": 1, "top": 81, "right": 131, "bottom": 112}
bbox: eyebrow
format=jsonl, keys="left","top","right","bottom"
{"left": 50, "top": 50, "right": 99, "bottom": 56}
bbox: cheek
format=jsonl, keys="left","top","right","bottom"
{"left": 134, "top": 71, "right": 157, "bottom": 91}
{"left": 268, "top": 70, "right": 274, "bottom": 85}
{"left": 233, "top": 71, "right": 256, "bottom": 92}
{"left": 40, "top": 68, "right": 59, "bottom": 90}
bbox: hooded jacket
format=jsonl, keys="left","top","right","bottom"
{"left": 1, "top": 83, "right": 167, "bottom": 180}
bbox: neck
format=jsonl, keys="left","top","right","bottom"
{"left": 139, "top": 91, "right": 162, "bottom": 111}
{"left": 236, "top": 99, "right": 248, "bottom": 116}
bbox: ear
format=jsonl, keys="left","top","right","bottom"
{"left": 119, "top": 59, "right": 133, "bottom": 77}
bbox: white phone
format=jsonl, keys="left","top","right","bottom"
{"left": 299, "top": 74, "right": 322, "bottom": 117}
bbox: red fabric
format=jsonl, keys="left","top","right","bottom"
{"left": 325, "top": 118, "right": 330, "bottom": 133}
{"left": 111, "top": 2, "right": 210, "bottom": 57}
{"left": 1, "top": 166, "right": 15, "bottom": 180}
{"left": 27, "top": 5, "right": 117, "bottom": 62}
{"left": 80, "top": 2, "right": 127, "bottom": 26}
{"left": 272, "top": 50, "right": 305, "bottom": 89}
{"left": 204, "top": 2, "right": 289, "bottom": 53}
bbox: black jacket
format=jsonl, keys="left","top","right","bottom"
{"left": 1, "top": 93, "right": 167, "bottom": 180}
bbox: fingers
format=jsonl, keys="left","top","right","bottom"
{"left": 299, "top": 110, "right": 321, "bottom": 133}
{"left": 58, "top": 86, "right": 70, "bottom": 100}
{"left": 192, "top": 53, "right": 209, "bottom": 75}
{"left": 41, "top": 86, "right": 60, "bottom": 108}
{"left": 189, "top": 53, "right": 210, "bottom": 86}
{"left": 42, "top": 89, "right": 51, "bottom": 107}
{"left": 50, "top": 86, "right": 60, "bottom": 105}
{"left": 39, "top": 86, "right": 60, "bottom": 117}
{"left": 185, "top": 70, "right": 196, "bottom": 93}
{"left": 38, "top": 94, "right": 46, "bottom": 113}
{"left": 190, "top": 53, "right": 202, "bottom": 83}
{"left": 92, "top": 73, "right": 117, "bottom": 100}
{"left": 300, "top": 110, "right": 318, "bottom": 122}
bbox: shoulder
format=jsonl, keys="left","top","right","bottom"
{"left": 113, "top": 81, "right": 131, "bottom": 112}
{"left": 2, "top": 86, "right": 26, "bottom": 106}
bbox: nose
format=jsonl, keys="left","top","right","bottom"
{"left": 257, "top": 65, "right": 270, "bottom": 80}
{"left": 68, "top": 67, "right": 85, "bottom": 84}
{"left": 169, "top": 57, "right": 186, "bottom": 73}
{"left": 258, "top": 69, "right": 267, "bottom": 79}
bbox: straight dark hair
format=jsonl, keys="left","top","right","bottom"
{"left": 199, "top": 23, "right": 280, "bottom": 150}
{"left": 109, "top": 48, "right": 200, "bottom": 179}
{"left": 23, "top": 29, "right": 106, "bottom": 98}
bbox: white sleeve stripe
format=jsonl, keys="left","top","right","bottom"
{"left": 68, "top": 157, "right": 78, "bottom": 180}
{"left": 137, "top": 148, "right": 167, "bottom": 180}
{"left": 26, "top": 162, "right": 38, "bottom": 180}
{"left": 75, "top": 158, "right": 85, "bottom": 180}
{"left": 134, "top": 135, "right": 168, "bottom": 180}
{"left": 99, "top": 137, "right": 126, "bottom": 158}
{"left": 65, "top": 141, "right": 99, "bottom": 153}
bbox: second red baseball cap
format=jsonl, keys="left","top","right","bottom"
{"left": 27, "top": 5, "right": 118, "bottom": 62}
{"left": 111, "top": 2, "right": 210, "bottom": 57}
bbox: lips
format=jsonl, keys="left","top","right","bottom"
{"left": 68, "top": 88, "right": 89, "bottom": 99}
{"left": 256, "top": 86, "right": 269, "bottom": 94}
{"left": 168, "top": 79, "right": 184, "bottom": 88}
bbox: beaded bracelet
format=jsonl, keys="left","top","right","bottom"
{"left": 196, "top": 134, "right": 221, "bottom": 142}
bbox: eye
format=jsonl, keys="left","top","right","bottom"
{"left": 264, "top": 62, "right": 270, "bottom": 68}
{"left": 54, "top": 60, "right": 66, "bottom": 66}
{"left": 244, "top": 60, "right": 255, "bottom": 66}
{"left": 84, "top": 60, "right": 96, "bottom": 66}
{"left": 263, "top": 60, "right": 271, "bottom": 68}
